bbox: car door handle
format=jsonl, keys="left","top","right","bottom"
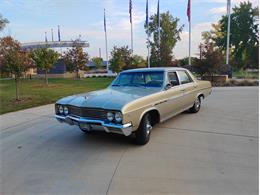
{"left": 194, "top": 85, "right": 198, "bottom": 88}
{"left": 180, "top": 89, "right": 185, "bottom": 92}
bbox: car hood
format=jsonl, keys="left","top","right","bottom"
{"left": 56, "top": 87, "right": 162, "bottom": 110}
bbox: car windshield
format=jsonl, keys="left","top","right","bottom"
{"left": 111, "top": 71, "right": 164, "bottom": 88}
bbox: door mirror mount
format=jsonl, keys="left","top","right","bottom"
{"left": 164, "top": 83, "right": 172, "bottom": 90}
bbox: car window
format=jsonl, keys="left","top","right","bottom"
{"left": 168, "top": 72, "right": 179, "bottom": 86}
{"left": 112, "top": 71, "right": 164, "bottom": 87}
{"left": 118, "top": 74, "right": 132, "bottom": 85}
{"left": 132, "top": 73, "right": 145, "bottom": 85}
{"left": 178, "top": 71, "right": 193, "bottom": 84}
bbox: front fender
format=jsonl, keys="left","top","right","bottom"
{"left": 138, "top": 107, "right": 160, "bottom": 126}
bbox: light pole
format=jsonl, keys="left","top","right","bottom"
{"left": 226, "top": 0, "right": 232, "bottom": 78}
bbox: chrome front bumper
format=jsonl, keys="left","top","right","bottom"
{"left": 55, "top": 115, "right": 133, "bottom": 136}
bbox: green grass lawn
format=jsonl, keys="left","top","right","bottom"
{"left": 0, "top": 77, "right": 114, "bottom": 114}
{"left": 232, "top": 70, "right": 259, "bottom": 79}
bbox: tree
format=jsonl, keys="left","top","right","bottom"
{"left": 109, "top": 46, "right": 132, "bottom": 73}
{"left": 0, "top": 36, "right": 33, "bottom": 100}
{"left": 92, "top": 57, "right": 103, "bottom": 69}
{"left": 132, "top": 55, "right": 146, "bottom": 68}
{"left": 145, "top": 11, "right": 183, "bottom": 67}
{"left": 0, "top": 14, "right": 9, "bottom": 31}
{"left": 31, "top": 47, "right": 59, "bottom": 85}
{"left": 64, "top": 40, "right": 89, "bottom": 78}
{"left": 177, "top": 57, "right": 197, "bottom": 67}
{"left": 193, "top": 34, "right": 226, "bottom": 77}
{"left": 211, "top": 2, "right": 259, "bottom": 69}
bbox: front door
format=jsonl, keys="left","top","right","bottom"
{"left": 159, "top": 71, "right": 184, "bottom": 120}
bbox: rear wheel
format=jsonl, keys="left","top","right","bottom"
{"left": 135, "top": 114, "right": 152, "bottom": 145}
{"left": 190, "top": 96, "right": 201, "bottom": 113}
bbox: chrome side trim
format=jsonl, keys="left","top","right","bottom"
{"left": 160, "top": 104, "right": 193, "bottom": 123}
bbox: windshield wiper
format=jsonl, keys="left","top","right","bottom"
{"left": 111, "top": 84, "right": 120, "bottom": 86}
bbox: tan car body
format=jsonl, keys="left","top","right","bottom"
{"left": 121, "top": 68, "right": 211, "bottom": 131}
{"left": 55, "top": 67, "right": 211, "bottom": 136}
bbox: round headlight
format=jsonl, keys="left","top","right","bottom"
{"left": 107, "top": 112, "right": 114, "bottom": 121}
{"left": 115, "top": 112, "right": 122, "bottom": 123}
{"left": 64, "top": 106, "right": 69, "bottom": 115}
{"left": 58, "top": 105, "right": 64, "bottom": 114}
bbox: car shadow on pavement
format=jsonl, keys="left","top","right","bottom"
{"left": 56, "top": 127, "right": 137, "bottom": 148}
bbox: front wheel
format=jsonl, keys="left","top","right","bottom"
{"left": 134, "top": 114, "right": 152, "bottom": 145}
{"left": 189, "top": 97, "right": 201, "bottom": 113}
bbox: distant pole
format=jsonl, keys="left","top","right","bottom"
{"left": 51, "top": 28, "right": 54, "bottom": 42}
{"left": 99, "top": 48, "right": 102, "bottom": 58}
{"left": 147, "top": 44, "right": 150, "bottom": 68}
{"left": 157, "top": 0, "right": 160, "bottom": 47}
{"left": 187, "top": 0, "right": 191, "bottom": 65}
{"left": 226, "top": 0, "right": 231, "bottom": 65}
{"left": 45, "top": 32, "right": 47, "bottom": 42}
{"left": 58, "top": 25, "right": 61, "bottom": 54}
{"left": 104, "top": 9, "right": 109, "bottom": 73}
{"left": 189, "top": 20, "right": 191, "bottom": 65}
{"left": 199, "top": 43, "right": 202, "bottom": 60}
{"left": 129, "top": 0, "right": 133, "bottom": 54}
{"left": 130, "top": 18, "right": 133, "bottom": 54}
{"left": 146, "top": 0, "right": 150, "bottom": 68}
{"left": 58, "top": 25, "right": 61, "bottom": 42}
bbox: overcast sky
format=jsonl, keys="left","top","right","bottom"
{"left": 0, "top": 0, "right": 258, "bottom": 59}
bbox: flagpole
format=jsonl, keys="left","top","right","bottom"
{"left": 58, "top": 25, "right": 62, "bottom": 54}
{"left": 226, "top": 0, "right": 231, "bottom": 65}
{"left": 157, "top": 0, "right": 160, "bottom": 66}
{"left": 146, "top": 0, "right": 150, "bottom": 68}
{"left": 104, "top": 9, "right": 109, "bottom": 73}
{"left": 58, "top": 25, "right": 61, "bottom": 42}
{"left": 131, "top": 20, "right": 133, "bottom": 54}
{"left": 105, "top": 27, "right": 109, "bottom": 73}
{"left": 45, "top": 32, "right": 47, "bottom": 42}
{"left": 188, "top": 17, "right": 191, "bottom": 65}
{"left": 157, "top": 0, "right": 160, "bottom": 47}
{"left": 129, "top": 0, "right": 133, "bottom": 54}
{"left": 147, "top": 41, "right": 150, "bottom": 68}
{"left": 51, "top": 28, "right": 54, "bottom": 42}
{"left": 188, "top": 0, "right": 191, "bottom": 66}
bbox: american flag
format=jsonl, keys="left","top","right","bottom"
{"left": 187, "top": 0, "right": 190, "bottom": 22}
{"left": 129, "top": 0, "right": 132, "bottom": 23}
{"left": 146, "top": 0, "right": 148, "bottom": 27}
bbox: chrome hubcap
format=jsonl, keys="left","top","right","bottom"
{"left": 195, "top": 99, "right": 200, "bottom": 110}
{"left": 146, "top": 120, "right": 152, "bottom": 135}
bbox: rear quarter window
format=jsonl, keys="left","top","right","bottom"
{"left": 178, "top": 71, "right": 193, "bottom": 84}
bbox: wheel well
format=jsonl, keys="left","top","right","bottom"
{"left": 198, "top": 94, "right": 204, "bottom": 100}
{"left": 146, "top": 109, "right": 160, "bottom": 126}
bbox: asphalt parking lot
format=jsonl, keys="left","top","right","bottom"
{"left": 0, "top": 87, "right": 258, "bottom": 195}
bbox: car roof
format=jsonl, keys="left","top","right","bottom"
{"left": 121, "top": 67, "right": 188, "bottom": 73}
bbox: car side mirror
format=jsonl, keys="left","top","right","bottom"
{"left": 164, "top": 83, "right": 172, "bottom": 90}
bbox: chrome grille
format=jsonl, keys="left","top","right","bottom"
{"left": 68, "top": 106, "right": 107, "bottom": 120}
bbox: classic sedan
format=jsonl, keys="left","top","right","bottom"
{"left": 55, "top": 67, "right": 212, "bottom": 145}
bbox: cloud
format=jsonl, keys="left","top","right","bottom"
{"left": 208, "top": 0, "right": 259, "bottom": 16}
{"left": 2, "top": 0, "right": 258, "bottom": 60}
{"left": 209, "top": 6, "right": 226, "bottom": 14}
{"left": 196, "top": 0, "right": 258, "bottom": 5}
{"left": 173, "top": 22, "right": 212, "bottom": 59}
